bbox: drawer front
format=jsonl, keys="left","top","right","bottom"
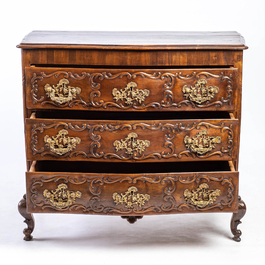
{"left": 26, "top": 171, "right": 239, "bottom": 214}
{"left": 26, "top": 118, "right": 238, "bottom": 162}
{"left": 26, "top": 67, "right": 238, "bottom": 111}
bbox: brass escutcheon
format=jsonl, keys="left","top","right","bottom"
{"left": 112, "top": 81, "right": 150, "bottom": 105}
{"left": 43, "top": 184, "right": 82, "bottom": 209}
{"left": 184, "top": 183, "right": 221, "bottom": 208}
{"left": 44, "top": 78, "right": 81, "bottom": 104}
{"left": 182, "top": 78, "right": 219, "bottom": 104}
{"left": 44, "top": 129, "right": 81, "bottom": 155}
{"left": 113, "top": 186, "right": 150, "bottom": 209}
{"left": 113, "top": 132, "right": 150, "bottom": 155}
{"left": 184, "top": 129, "right": 221, "bottom": 155}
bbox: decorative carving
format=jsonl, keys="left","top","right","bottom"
{"left": 29, "top": 175, "right": 235, "bottom": 214}
{"left": 113, "top": 187, "right": 150, "bottom": 209}
{"left": 44, "top": 78, "right": 81, "bottom": 104}
{"left": 231, "top": 196, "right": 246, "bottom": 242}
{"left": 30, "top": 121, "right": 234, "bottom": 160}
{"left": 44, "top": 129, "right": 81, "bottom": 155}
{"left": 113, "top": 133, "right": 150, "bottom": 155}
{"left": 30, "top": 70, "right": 234, "bottom": 109}
{"left": 112, "top": 82, "right": 150, "bottom": 105}
{"left": 182, "top": 79, "right": 219, "bottom": 104}
{"left": 176, "top": 72, "right": 233, "bottom": 108}
{"left": 184, "top": 130, "right": 221, "bottom": 155}
{"left": 90, "top": 71, "right": 174, "bottom": 109}
{"left": 43, "top": 184, "right": 82, "bottom": 209}
{"left": 18, "top": 194, "right": 35, "bottom": 241}
{"left": 30, "top": 71, "right": 88, "bottom": 107}
{"left": 184, "top": 183, "right": 221, "bottom": 208}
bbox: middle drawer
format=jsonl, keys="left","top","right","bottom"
{"left": 26, "top": 112, "right": 238, "bottom": 162}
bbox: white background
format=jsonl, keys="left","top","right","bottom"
{"left": 0, "top": 0, "right": 264, "bottom": 264}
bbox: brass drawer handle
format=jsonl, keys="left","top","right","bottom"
{"left": 113, "top": 132, "right": 150, "bottom": 155}
{"left": 184, "top": 129, "right": 221, "bottom": 155}
{"left": 112, "top": 81, "right": 150, "bottom": 105}
{"left": 184, "top": 183, "right": 221, "bottom": 208}
{"left": 44, "top": 78, "right": 81, "bottom": 104}
{"left": 182, "top": 79, "right": 219, "bottom": 104}
{"left": 44, "top": 129, "right": 81, "bottom": 155}
{"left": 113, "top": 186, "right": 150, "bottom": 209}
{"left": 43, "top": 184, "right": 82, "bottom": 209}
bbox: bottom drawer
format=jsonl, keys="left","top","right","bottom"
{"left": 26, "top": 161, "right": 238, "bottom": 214}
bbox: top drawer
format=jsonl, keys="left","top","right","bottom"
{"left": 26, "top": 67, "right": 238, "bottom": 112}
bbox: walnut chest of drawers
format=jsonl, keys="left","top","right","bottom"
{"left": 17, "top": 31, "right": 247, "bottom": 242}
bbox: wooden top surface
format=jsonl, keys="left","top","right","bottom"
{"left": 17, "top": 31, "right": 247, "bottom": 50}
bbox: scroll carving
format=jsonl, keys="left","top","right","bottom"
{"left": 175, "top": 72, "right": 233, "bottom": 108}
{"left": 30, "top": 121, "right": 234, "bottom": 160}
{"left": 29, "top": 175, "right": 235, "bottom": 213}
{"left": 30, "top": 71, "right": 88, "bottom": 107}
{"left": 30, "top": 70, "right": 234, "bottom": 110}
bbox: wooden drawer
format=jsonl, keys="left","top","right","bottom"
{"left": 26, "top": 67, "right": 238, "bottom": 111}
{"left": 26, "top": 111, "right": 238, "bottom": 162}
{"left": 26, "top": 160, "right": 238, "bottom": 214}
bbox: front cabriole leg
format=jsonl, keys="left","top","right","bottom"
{"left": 231, "top": 196, "right": 246, "bottom": 242}
{"left": 18, "top": 194, "right": 35, "bottom": 241}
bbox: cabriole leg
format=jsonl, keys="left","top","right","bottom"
{"left": 18, "top": 194, "right": 35, "bottom": 241}
{"left": 231, "top": 196, "right": 246, "bottom": 242}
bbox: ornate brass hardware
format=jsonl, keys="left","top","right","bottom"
{"left": 182, "top": 79, "right": 219, "bottom": 104}
{"left": 113, "top": 132, "right": 150, "bottom": 155}
{"left": 44, "top": 78, "right": 81, "bottom": 104}
{"left": 113, "top": 186, "right": 150, "bottom": 209}
{"left": 44, "top": 129, "right": 81, "bottom": 155}
{"left": 43, "top": 184, "right": 82, "bottom": 209}
{"left": 184, "top": 129, "right": 221, "bottom": 155}
{"left": 112, "top": 82, "right": 150, "bottom": 105}
{"left": 184, "top": 183, "right": 221, "bottom": 208}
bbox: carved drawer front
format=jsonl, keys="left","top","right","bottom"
{"left": 26, "top": 162, "right": 239, "bottom": 214}
{"left": 26, "top": 116, "right": 238, "bottom": 162}
{"left": 26, "top": 67, "right": 238, "bottom": 111}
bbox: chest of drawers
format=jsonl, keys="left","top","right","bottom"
{"left": 17, "top": 31, "right": 247, "bottom": 242}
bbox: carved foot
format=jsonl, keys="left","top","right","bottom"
{"left": 18, "top": 194, "right": 35, "bottom": 241}
{"left": 121, "top": 216, "right": 143, "bottom": 224}
{"left": 231, "top": 196, "right": 246, "bottom": 242}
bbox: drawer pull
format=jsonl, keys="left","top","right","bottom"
{"left": 182, "top": 79, "right": 219, "bottom": 104}
{"left": 184, "top": 183, "right": 221, "bottom": 208}
{"left": 184, "top": 129, "right": 221, "bottom": 155}
{"left": 43, "top": 184, "right": 82, "bottom": 209}
{"left": 113, "top": 187, "right": 150, "bottom": 209}
{"left": 112, "top": 81, "right": 150, "bottom": 105}
{"left": 44, "top": 129, "right": 81, "bottom": 155}
{"left": 44, "top": 78, "right": 81, "bottom": 104}
{"left": 113, "top": 132, "right": 150, "bottom": 155}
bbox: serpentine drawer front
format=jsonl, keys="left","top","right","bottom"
{"left": 18, "top": 31, "right": 247, "bottom": 242}
{"left": 26, "top": 115, "right": 238, "bottom": 162}
{"left": 26, "top": 67, "right": 238, "bottom": 111}
{"left": 26, "top": 161, "right": 238, "bottom": 214}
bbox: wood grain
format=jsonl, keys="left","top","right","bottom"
{"left": 26, "top": 67, "right": 238, "bottom": 112}
{"left": 18, "top": 31, "right": 247, "bottom": 50}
